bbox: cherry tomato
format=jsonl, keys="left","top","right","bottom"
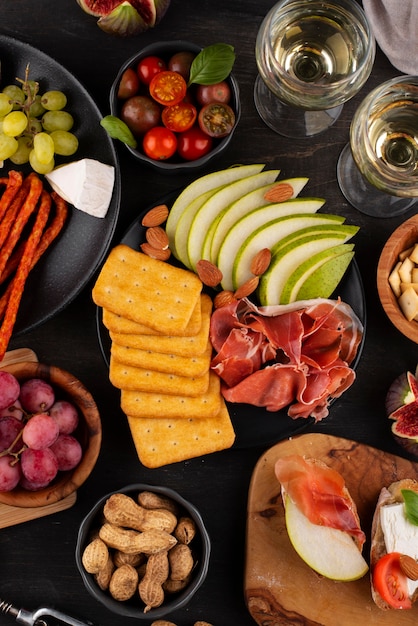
{"left": 149, "top": 71, "right": 187, "bottom": 106}
{"left": 372, "top": 552, "right": 412, "bottom": 609}
{"left": 117, "top": 68, "right": 140, "bottom": 99}
{"left": 120, "top": 95, "right": 161, "bottom": 137}
{"left": 137, "top": 56, "right": 166, "bottom": 85}
{"left": 168, "top": 51, "right": 196, "bottom": 81}
{"left": 177, "top": 126, "right": 213, "bottom": 161}
{"left": 198, "top": 102, "right": 236, "bottom": 138}
{"left": 196, "top": 81, "right": 231, "bottom": 106}
{"left": 162, "top": 102, "right": 197, "bottom": 132}
{"left": 143, "top": 126, "right": 177, "bottom": 160}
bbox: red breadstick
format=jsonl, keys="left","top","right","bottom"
{"left": 0, "top": 189, "right": 51, "bottom": 360}
{"left": 0, "top": 170, "right": 23, "bottom": 224}
{"left": 0, "top": 173, "right": 43, "bottom": 279}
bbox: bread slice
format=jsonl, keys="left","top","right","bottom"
{"left": 370, "top": 479, "right": 418, "bottom": 609}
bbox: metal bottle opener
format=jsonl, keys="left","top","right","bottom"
{"left": 0, "top": 599, "right": 95, "bottom": 626}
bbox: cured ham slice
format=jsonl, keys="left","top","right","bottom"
{"left": 275, "top": 454, "right": 366, "bottom": 547}
{"left": 209, "top": 297, "right": 363, "bottom": 420}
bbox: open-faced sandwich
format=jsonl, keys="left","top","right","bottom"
{"left": 275, "top": 454, "right": 369, "bottom": 581}
{"left": 371, "top": 479, "right": 418, "bottom": 610}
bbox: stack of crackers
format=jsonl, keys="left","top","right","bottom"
{"left": 92, "top": 244, "right": 235, "bottom": 468}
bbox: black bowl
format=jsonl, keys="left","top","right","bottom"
{"left": 75, "top": 483, "right": 211, "bottom": 619}
{"left": 110, "top": 40, "right": 241, "bottom": 174}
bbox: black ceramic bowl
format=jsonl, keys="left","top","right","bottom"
{"left": 75, "top": 483, "right": 211, "bottom": 619}
{"left": 110, "top": 40, "right": 241, "bottom": 174}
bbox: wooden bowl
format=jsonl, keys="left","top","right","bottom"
{"left": 0, "top": 361, "right": 101, "bottom": 507}
{"left": 377, "top": 214, "right": 418, "bottom": 343}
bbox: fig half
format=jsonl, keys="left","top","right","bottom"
{"left": 77, "top": 0, "right": 171, "bottom": 36}
{"left": 387, "top": 367, "right": 418, "bottom": 457}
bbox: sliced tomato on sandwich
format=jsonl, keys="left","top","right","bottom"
{"left": 372, "top": 552, "right": 412, "bottom": 610}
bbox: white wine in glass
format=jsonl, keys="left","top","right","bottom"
{"left": 254, "top": 0, "right": 375, "bottom": 137}
{"left": 337, "top": 75, "right": 418, "bottom": 217}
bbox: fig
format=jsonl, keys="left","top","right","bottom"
{"left": 76, "top": 0, "right": 171, "bottom": 36}
{"left": 386, "top": 366, "right": 418, "bottom": 458}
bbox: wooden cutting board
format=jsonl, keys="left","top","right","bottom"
{"left": 245, "top": 433, "right": 418, "bottom": 625}
{"left": 0, "top": 348, "right": 77, "bottom": 528}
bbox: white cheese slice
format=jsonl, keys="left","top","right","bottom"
{"left": 380, "top": 502, "right": 418, "bottom": 597}
{"left": 45, "top": 158, "right": 115, "bottom": 218}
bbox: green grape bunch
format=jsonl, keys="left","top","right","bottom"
{"left": 0, "top": 64, "right": 79, "bottom": 174}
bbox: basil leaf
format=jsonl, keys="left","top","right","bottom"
{"left": 188, "top": 43, "right": 235, "bottom": 86}
{"left": 100, "top": 115, "right": 137, "bottom": 149}
{"left": 402, "top": 489, "right": 418, "bottom": 525}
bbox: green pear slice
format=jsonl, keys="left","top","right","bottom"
{"left": 186, "top": 170, "right": 282, "bottom": 270}
{"left": 226, "top": 211, "right": 343, "bottom": 292}
{"left": 258, "top": 232, "right": 355, "bottom": 305}
{"left": 207, "top": 177, "right": 309, "bottom": 264}
{"left": 284, "top": 495, "right": 369, "bottom": 581}
{"left": 282, "top": 246, "right": 356, "bottom": 303}
{"left": 166, "top": 163, "right": 265, "bottom": 244}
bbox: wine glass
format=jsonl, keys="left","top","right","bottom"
{"left": 254, "top": 0, "right": 376, "bottom": 138}
{"left": 337, "top": 75, "right": 418, "bottom": 217}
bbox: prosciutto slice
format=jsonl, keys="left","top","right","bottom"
{"left": 275, "top": 454, "right": 366, "bottom": 547}
{"left": 209, "top": 298, "right": 363, "bottom": 421}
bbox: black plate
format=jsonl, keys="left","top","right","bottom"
{"left": 96, "top": 192, "right": 366, "bottom": 449}
{"left": 0, "top": 35, "right": 121, "bottom": 335}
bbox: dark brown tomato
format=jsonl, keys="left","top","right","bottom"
{"left": 121, "top": 95, "right": 161, "bottom": 137}
{"left": 198, "top": 102, "right": 235, "bottom": 138}
{"left": 168, "top": 51, "right": 196, "bottom": 81}
{"left": 117, "top": 68, "right": 140, "bottom": 99}
{"left": 196, "top": 81, "right": 231, "bottom": 106}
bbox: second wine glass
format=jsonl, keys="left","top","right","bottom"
{"left": 254, "top": 0, "right": 375, "bottom": 137}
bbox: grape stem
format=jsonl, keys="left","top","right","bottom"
{"left": 0, "top": 429, "right": 25, "bottom": 463}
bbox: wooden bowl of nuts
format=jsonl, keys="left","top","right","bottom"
{"left": 75, "top": 483, "right": 211, "bottom": 619}
{"left": 0, "top": 361, "right": 102, "bottom": 507}
{"left": 377, "top": 214, "right": 418, "bottom": 343}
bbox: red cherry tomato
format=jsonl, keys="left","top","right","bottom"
{"left": 177, "top": 126, "right": 213, "bottom": 161}
{"left": 149, "top": 71, "right": 187, "bottom": 106}
{"left": 117, "top": 68, "right": 140, "bottom": 99}
{"left": 143, "top": 126, "right": 177, "bottom": 160}
{"left": 137, "top": 56, "right": 166, "bottom": 85}
{"left": 198, "top": 102, "right": 236, "bottom": 138}
{"left": 372, "top": 552, "right": 412, "bottom": 609}
{"left": 162, "top": 102, "right": 197, "bottom": 133}
{"left": 196, "top": 81, "right": 231, "bottom": 106}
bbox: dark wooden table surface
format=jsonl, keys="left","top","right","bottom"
{"left": 1, "top": 2, "right": 417, "bottom": 625}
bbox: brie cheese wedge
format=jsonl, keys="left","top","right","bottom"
{"left": 46, "top": 158, "right": 115, "bottom": 218}
{"left": 381, "top": 502, "right": 418, "bottom": 597}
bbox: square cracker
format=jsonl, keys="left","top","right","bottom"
{"left": 109, "top": 294, "right": 212, "bottom": 356}
{"left": 93, "top": 245, "right": 202, "bottom": 334}
{"left": 110, "top": 339, "right": 213, "bottom": 378}
{"left": 109, "top": 355, "right": 210, "bottom": 396}
{"left": 126, "top": 399, "right": 235, "bottom": 468}
{"left": 121, "top": 370, "right": 222, "bottom": 419}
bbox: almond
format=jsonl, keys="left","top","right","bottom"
{"left": 141, "top": 204, "right": 169, "bottom": 227}
{"left": 140, "top": 242, "right": 171, "bottom": 261}
{"left": 234, "top": 276, "right": 259, "bottom": 299}
{"left": 214, "top": 290, "right": 237, "bottom": 309}
{"left": 250, "top": 248, "right": 272, "bottom": 276}
{"left": 400, "top": 554, "right": 418, "bottom": 580}
{"left": 264, "top": 182, "right": 294, "bottom": 203}
{"left": 196, "top": 259, "right": 223, "bottom": 287}
{"left": 146, "top": 226, "right": 169, "bottom": 250}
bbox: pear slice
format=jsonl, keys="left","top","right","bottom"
{"left": 166, "top": 163, "right": 265, "bottom": 243}
{"left": 284, "top": 494, "right": 369, "bottom": 581}
{"left": 279, "top": 233, "right": 358, "bottom": 304}
{"left": 208, "top": 177, "right": 309, "bottom": 264}
{"left": 227, "top": 212, "right": 344, "bottom": 292}
{"left": 258, "top": 232, "right": 355, "bottom": 305}
{"left": 291, "top": 247, "right": 355, "bottom": 302}
{"left": 187, "top": 170, "right": 282, "bottom": 270}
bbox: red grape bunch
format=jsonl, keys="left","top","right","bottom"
{"left": 0, "top": 371, "right": 83, "bottom": 492}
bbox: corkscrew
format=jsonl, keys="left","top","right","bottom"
{"left": 0, "top": 598, "right": 95, "bottom": 626}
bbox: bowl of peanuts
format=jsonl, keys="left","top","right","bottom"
{"left": 377, "top": 214, "right": 418, "bottom": 343}
{"left": 75, "top": 483, "right": 211, "bottom": 619}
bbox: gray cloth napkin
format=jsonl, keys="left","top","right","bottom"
{"left": 363, "top": 0, "right": 418, "bottom": 74}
